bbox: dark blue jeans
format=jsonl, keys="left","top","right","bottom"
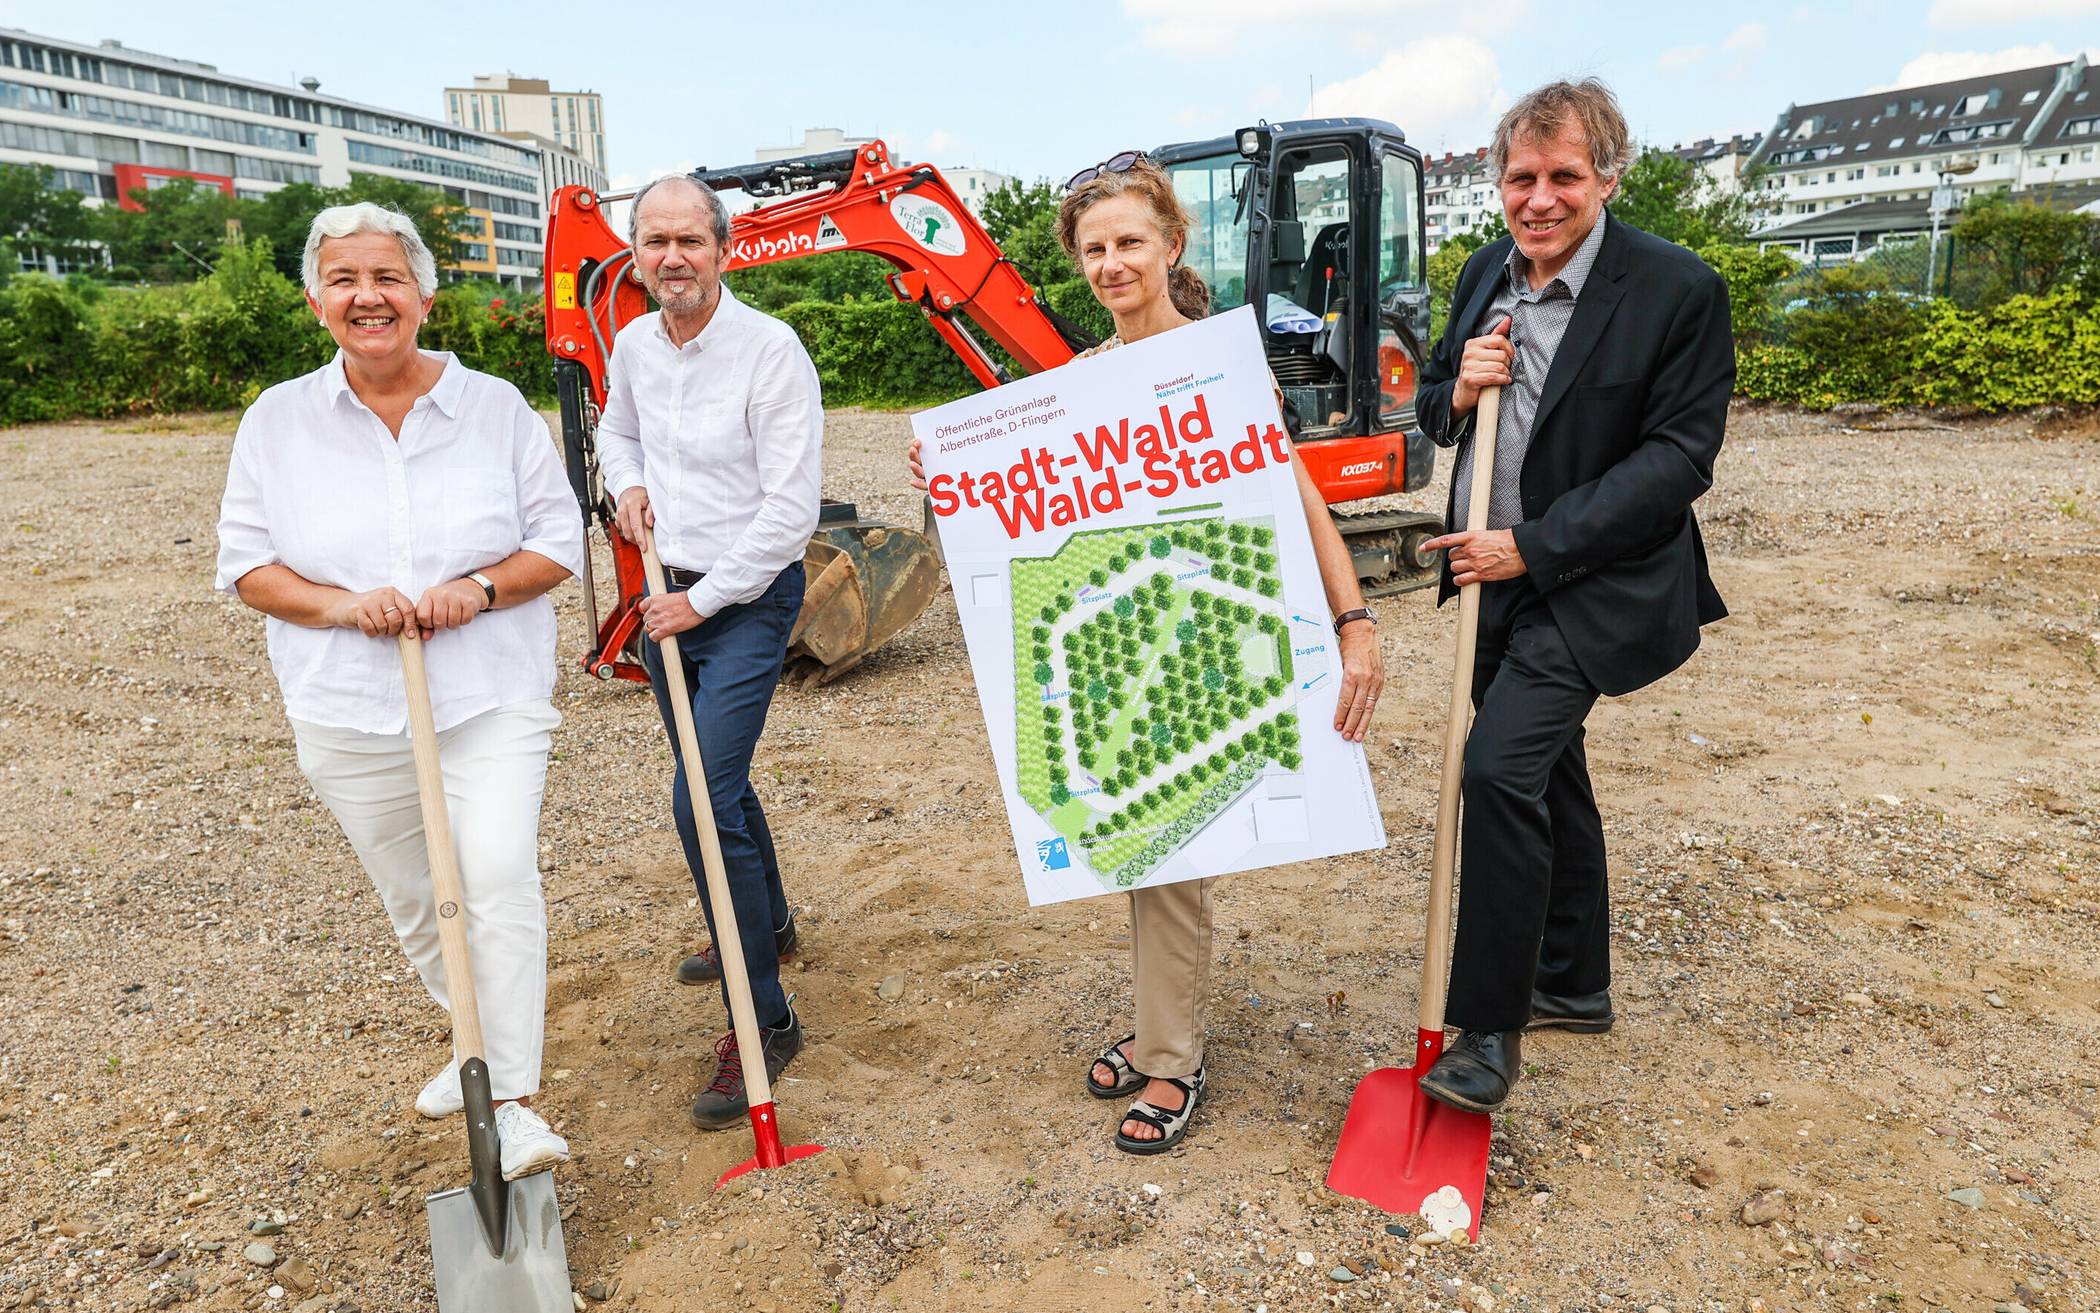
{"left": 643, "top": 561, "right": 803, "bottom": 1031}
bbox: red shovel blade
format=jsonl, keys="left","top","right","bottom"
{"left": 715, "top": 1100, "right": 826, "bottom": 1189}
{"left": 1326, "top": 1031, "right": 1491, "bottom": 1240}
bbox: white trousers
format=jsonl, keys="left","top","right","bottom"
{"left": 293, "top": 699, "right": 560, "bottom": 1102}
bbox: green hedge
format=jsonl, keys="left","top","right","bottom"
{"left": 9, "top": 236, "right": 2092, "bottom": 425}
{"left": 774, "top": 299, "right": 976, "bottom": 407}
{"left": 0, "top": 239, "right": 550, "bottom": 425}
{"left": 1729, "top": 289, "right": 2100, "bottom": 409}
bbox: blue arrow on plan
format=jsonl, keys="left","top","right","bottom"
{"left": 1291, "top": 614, "right": 1322, "bottom": 627}
{"left": 1302, "top": 671, "right": 1330, "bottom": 691}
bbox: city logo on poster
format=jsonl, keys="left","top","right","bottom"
{"left": 1035, "top": 837, "right": 1071, "bottom": 870}
{"left": 891, "top": 194, "right": 966, "bottom": 256}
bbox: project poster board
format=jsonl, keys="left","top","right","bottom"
{"left": 913, "top": 305, "right": 1386, "bottom": 907}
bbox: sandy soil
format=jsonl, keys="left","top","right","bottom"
{"left": 0, "top": 402, "right": 2096, "bottom": 1313}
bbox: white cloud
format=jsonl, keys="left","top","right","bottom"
{"left": 1928, "top": 0, "right": 2100, "bottom": 25}
{"left": 1654, "top": 24, "right": 1761, "bottom": 78}
{"left": 1656, "top": 45, "right": 1708, "bottom": 75}
{"left": 1722, "top": 22, "right": 1767, "bottom": 54}
{"left": 1870, "top": 43, "right": 2096, "bottom": 91}
{"left": 1309, "top": 36, "right": 1507, "bottom": 153}
{"left": 1121, "top": 0, "right": 1528, "bottom": 56}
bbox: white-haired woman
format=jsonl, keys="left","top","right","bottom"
{"left": 215, "top": 203, "right": 583, "bottom": 1178}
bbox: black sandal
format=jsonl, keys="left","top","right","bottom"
{"left": 1112, "top": 1067, "right": 1205, "bottom": 1155}
{"left": 1085, "top": 1034, "right": 1146, "bottom": 1099}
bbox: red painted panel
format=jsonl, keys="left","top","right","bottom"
{"left": 112, "top": 165, "right": 236, "bottom": 212}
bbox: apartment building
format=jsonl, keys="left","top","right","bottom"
{"left": 1423, "top": 147, "right": 1495, "bottom": 254}
{"left": 2, "top": 27, "right": 551, "bottom": 286}
{"left": 1750, "top": 55, "right": 2097, "bottom": 220}
{"left": 444, "top": 74, "right": 606, "bottom": 181}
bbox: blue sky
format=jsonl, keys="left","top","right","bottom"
{"left": 5, "top": 0, "right": 2097, "bottom": 186}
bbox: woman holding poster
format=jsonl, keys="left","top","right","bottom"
{"left": 910, "top": 154, "right": 1384, "bottom": 1153}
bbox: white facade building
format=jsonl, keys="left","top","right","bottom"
{"left": 444, "top": 74, "right": 605, "bottom": 180}
{"left": 2, "top": 28, "right": 551, "bottom": 287}
{"left": 1423, "top": 147, "right": 1495, "bottom": 254}
{"left": 1750, "top": 55, "right": 2097, "bottom": 222}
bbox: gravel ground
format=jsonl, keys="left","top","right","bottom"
{"left": 0, "top": 402, "right": 2096, "bottom": 1313}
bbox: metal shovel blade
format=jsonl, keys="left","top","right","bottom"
{"left": 428, "top": 1170, "right": 570, "bottom": 1312}
{"left": 1326, "top": 1034, "right": 1491, "bottom": 1240}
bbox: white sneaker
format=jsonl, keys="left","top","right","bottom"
{"left": 415, "top": 1058, "right": 463, "bottom": 1119}
{"left": 495, "top": 1102, "right": 569, "bottom": 1180}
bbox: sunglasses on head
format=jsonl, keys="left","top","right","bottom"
{"left": 1066, "top": 150, "right": 1146, "bottom": 191}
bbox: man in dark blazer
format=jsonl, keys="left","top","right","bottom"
{"left": 1412, "top": 79, "right": 1735, "bottom": 1114}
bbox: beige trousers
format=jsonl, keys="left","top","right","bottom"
{"left": 1128, "top": 877, "right": 1215, "bottom": 1077}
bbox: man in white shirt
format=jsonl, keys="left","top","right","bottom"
{"left": 597, "top": 174, "right": 823, "bottom": 1132}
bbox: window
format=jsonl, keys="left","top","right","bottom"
{"left": 1164, "top": 152, "right": 1252, "bottom": 311}
{"left": 448, "top": 92, "right": 460, "bottom": 126}
{"left": 1826, "top": 171, "right": 1837, "bottom": 183}
{"left": 494, "top": 220, "right": 539, "bottom": 243}
{"left": 470, "top": 98, "right": 482, "bottom": 131}
{"left": 2022, "top": 90, "right": 2040, "bottom": 104}
{"left": 1890, "top": 137, "right": 1905, "bottom": 148}
{"left": 346, "top": 140, "right": 538, "bottom": 192}
{"left": 0, "top": 78, "right": 318, "bottom": 153}
{"left": 1846, "top": 168, "right": 1864, "bottom": 181}
{"left": 140, "top": 140, "right": 188, "bottom": 168}
{"left": 236, "top": 155, "right": 320, "bottom": 184}
{"left": 2064, "top": 117, "right": 2099, "bottom": 137}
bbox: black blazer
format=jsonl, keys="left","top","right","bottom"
{"left": 1416, "top": 213, "right": 1734, "bottom": 697}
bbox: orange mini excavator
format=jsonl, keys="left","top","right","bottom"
{"left": 544, "top": 120, "right": 1443, "bottom": 686}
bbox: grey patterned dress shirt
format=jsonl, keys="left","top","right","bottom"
{"left": 1449, "top": 213, "right": 1610, "bottom": 530}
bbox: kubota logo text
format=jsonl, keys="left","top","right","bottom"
{"left": 731, "top": 230, "right": 816, "bottom": 263}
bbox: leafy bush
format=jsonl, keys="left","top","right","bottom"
{"left": 774, "top": 299, "right": 977, "bottom": 407}
{"left": 1696, "top": 243, "right": 1797, "bottom": 343}
{"left": 0, "top": 239, "right": 556, "bottom": 424}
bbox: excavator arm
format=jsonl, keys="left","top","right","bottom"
{"left": 543, "top": 140, "right": 1087, "bottom": 684}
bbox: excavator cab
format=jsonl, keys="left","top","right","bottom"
{"left": 1157, "top": 119, "right": 1431, "bottom": 444}
{"left": 1155, "top": 119, "right": 1444, "bottom": 594}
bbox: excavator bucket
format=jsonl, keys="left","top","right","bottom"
{"left": 784, "top": 501, "right": 942, "bottom": 687}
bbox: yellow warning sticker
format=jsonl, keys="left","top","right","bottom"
{"left": 553, "top": 271, "right": 576, "bottom": 310}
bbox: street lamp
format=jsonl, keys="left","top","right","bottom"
{"left": 1926, "top": 156, "right": 1980, "bottom": 297}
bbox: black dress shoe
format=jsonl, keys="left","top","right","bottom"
{"left": 1418, "top": 1030, "right": 1522, "bottom": 1114}
{"left": 1527, "top": 987, "right": 1614, "bottom": 1033}
{"left": 676, "top": 913, "right": 799, "bottom": 986}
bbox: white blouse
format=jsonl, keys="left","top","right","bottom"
{"left": 215, "top": 352, "right": 585, "bottom": 734}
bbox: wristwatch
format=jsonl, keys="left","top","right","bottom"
{"left": 1333, "top": 607, "right": 1375, "bottom": 635}
{"left": 468, "top": 571, "right": 497, "bottom": 609}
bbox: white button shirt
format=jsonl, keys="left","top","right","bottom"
{"left": 215, "top": 352, "right": 585, "bottom": 734}
{"left": 595, "top": 287, "right": 823, "bottom": 620}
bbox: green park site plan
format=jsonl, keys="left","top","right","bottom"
{"left": 1010, "top": 514, "right": 1314, "bottom": 893}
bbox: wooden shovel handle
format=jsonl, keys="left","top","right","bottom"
{"left": 639, "top": 537, "right": 775, "bottom": 1109}
{"left": 397, "top": 630, "right": 487, "bottom": 1065}
{"left": 1421, "top": 384, "right": 1500, "bottom": 1034}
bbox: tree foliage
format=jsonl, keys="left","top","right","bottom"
{"left": 1609, "top": 148, "right": 1758, "bottom": 249}
{"left": 0, "top": 164, "right": 99, "bottom": 277}
{"left": 1, "top": 163, "right": 473, "bottom": 285}
{"left": 1948, "top": 192, "right": 2100, "bottom": 306}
